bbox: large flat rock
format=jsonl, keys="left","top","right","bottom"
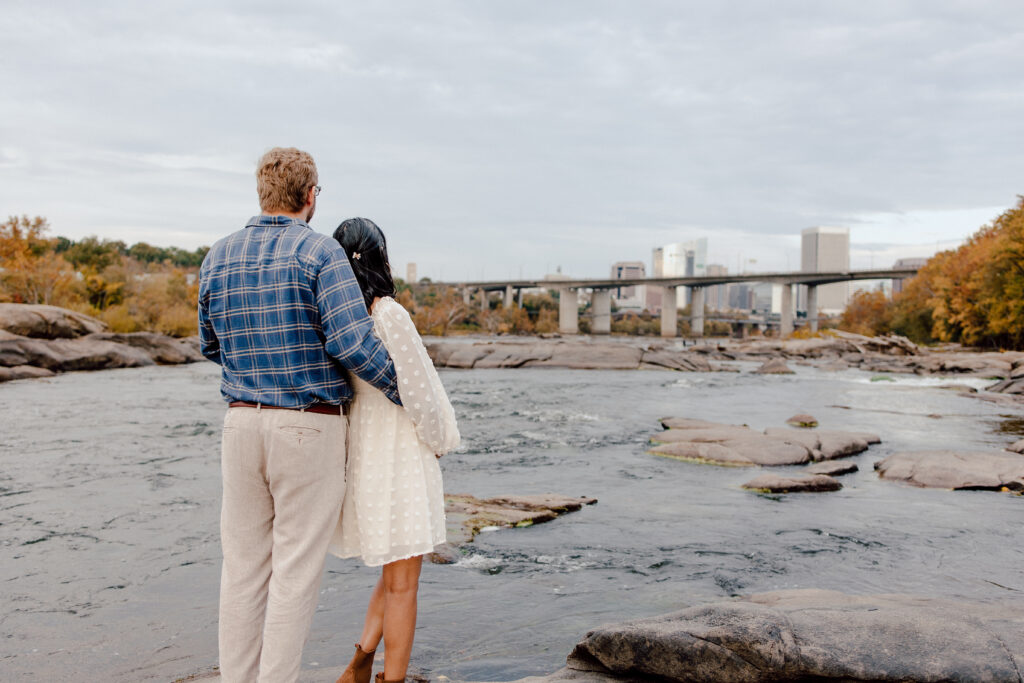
{"left": 508, "top": 589, "right": 1024, "bottom": 682}
{"left": 650, "top": 420, "right": 880, "bottom": 467}
{"left": 430, "top": 493, "right": 597, "bottom": 563}
{"left": 875, "top": 450, "right": 1024, "bottom": 491}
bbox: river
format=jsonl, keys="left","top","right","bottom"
{"left": 1, "top": 360, "right": 1021, "bottom": 681}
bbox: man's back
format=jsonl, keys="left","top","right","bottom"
{"left": 199, "top": 215, "right": 400, "bottom": 408}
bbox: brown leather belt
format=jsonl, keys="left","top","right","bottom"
{"left": 228, "top": 400, "right": 347, "bottom": 416}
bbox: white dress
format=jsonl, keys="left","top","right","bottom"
{"left": 330, "top": 297, "right": 460, "bottom": 566}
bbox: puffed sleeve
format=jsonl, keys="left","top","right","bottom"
{"left": 375, "top": 298, "right": 461, "bottom": 455}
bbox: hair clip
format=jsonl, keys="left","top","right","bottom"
{"left": 352, "top": 252, "right": 361, "bottom": 260}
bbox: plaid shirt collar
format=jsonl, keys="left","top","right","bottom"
{"left": 246, "top": 214, "right": 311, "bottom": 230}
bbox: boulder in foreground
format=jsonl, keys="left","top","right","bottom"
{"left": 875, "top": 450, "right": 1024, "bottom": 491}
{"left": 508, "top": 589, "right": 1024, "bottom": 682}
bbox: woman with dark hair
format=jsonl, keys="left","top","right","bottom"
{"left": 329, "top": 218, "right": 460, "bottom": 683}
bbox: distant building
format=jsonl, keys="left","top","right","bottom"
{"left": 610, "top": 261, "right": 646, "bottom": 311}
{"left": 801, "top": 226, "right": 850, "bottom": 315}
{"left": 705, "top": 264, "right": 729, "bottom": 311}
{"left": 651, "top": 238, "right": 708, "bottom": 309}
{"left": 406, "top": 262, "right": 417, "bottom": 283}
{"left": 892, "top": 257, "right": 928, "bottom": 295}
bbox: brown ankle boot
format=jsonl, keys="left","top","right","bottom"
{"left": 335, "top": 643, "right": 375, "bottom": 683}
{"left": 374, "top": 672, "right": 404, "bottom": 683}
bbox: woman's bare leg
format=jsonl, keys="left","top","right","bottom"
{"left": 381, "top": 555, "right": 423, "bottom": 680}
{"left": 357, "top": 576, "right": 386, "bottom": 653}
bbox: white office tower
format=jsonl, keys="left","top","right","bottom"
{"left": 406, "top": 262, "right": 418, "bottom": 284}
{"left": 610, "top": 261, "right": 646, "bottom": 311}
{"left": 652, "top": 238, "right": 708, "bottom": 309}
{"left": 801, "top": 227, "right": 850, "bottom": 315}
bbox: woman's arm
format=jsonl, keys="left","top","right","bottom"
{"left": 376, "top": 299, "right": 461, "bottom": 456}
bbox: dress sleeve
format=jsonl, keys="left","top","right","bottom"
{"left": 375, "top": 299, "right": 461, "bottom": 456}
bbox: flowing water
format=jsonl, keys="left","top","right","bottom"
{"left": 1, "top": 360, "right": 1022, "bottom": 681}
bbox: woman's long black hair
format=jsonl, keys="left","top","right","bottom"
{"left": 332, "top": 217, "right": 397, "bottom": 312}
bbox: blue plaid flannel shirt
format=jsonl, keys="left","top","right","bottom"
{"left": 198, "top": 215, "right": 401, "bottom": 408}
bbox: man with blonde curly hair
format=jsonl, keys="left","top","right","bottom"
{"left": 199, "top": 147, "right": 402, "bottom": 682}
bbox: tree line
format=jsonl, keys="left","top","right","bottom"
{"left": 1, "top": 216, "right": 204, "bottom": 336}
{"left": 839, "top": 196, "right": 1024, "bottom": 349}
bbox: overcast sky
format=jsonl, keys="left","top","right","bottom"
{"left": 2, "top": 1, "right": 1022, "bottom": 281}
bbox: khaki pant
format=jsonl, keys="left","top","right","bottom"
{"left": 218, "top": 406, "right": 347, "bottom": 683}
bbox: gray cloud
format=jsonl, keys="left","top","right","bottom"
{"left": 1, "top": 0, "right": 1022, "bottom": 280}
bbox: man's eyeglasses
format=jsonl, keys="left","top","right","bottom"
{"left": 313, "top": 185, "right": 322, "bottom": 197}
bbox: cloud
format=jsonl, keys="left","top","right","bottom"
{"left": 1, "top": 1, "right": 1022, "bottom": 280}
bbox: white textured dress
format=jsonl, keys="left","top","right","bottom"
{"left": 330, "top": 297, "right": 460, "bottom": 566}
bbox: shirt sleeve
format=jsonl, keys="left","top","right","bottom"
{"left": 375, "top": 299, "right": 461, "bottom": 455}
{"left": 314, "top": 248, "right": 402, "bottom": 406}
{"left": 197, "top": 260, "right": 222, "bottom": 365}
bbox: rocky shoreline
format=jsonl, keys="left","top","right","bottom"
{"left": 0, "top": 304, "right": 204, "bottom": 381}
{"left": 5, "top": 304, "right": 1024, "bottom": 405}
{"left": 424, "top": 331, "right": 1024, "bottom": 402}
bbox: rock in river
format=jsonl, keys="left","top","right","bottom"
{"left": 875, "top": 450, "right": 1024, "bottom": 491}
{"left": 429, "top": 493, "right": 597, "bottom": 563}
{"left": 507, "top": 589, "right": 1024, "bottom": 682}
{"left": 649, "top": 418, "right": 880, "bottom": 467}
{"left": 741, "top": 473, "right": 841, "bottom": 493}
{"left": 805, "top": 460, "right": 859, "bottom": 476}
{"left": 785, "top": 413, "right": 818, "bottom": 428}
{"left": 752, "top": 357, "right": 795, "bottom": 374}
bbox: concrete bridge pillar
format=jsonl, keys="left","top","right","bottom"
{"left": 462, "top": 288, "right": 471, "bottom": 305}
{"left": 780, "top": 284, "right": 794, "bottom": 337}
{"left": 591, "top": 289, "right": 611, "bottom": 334}
{"left": 690, "top": 286, "right": 705, "bottom": 337}
{"left": 517, "top": 288, "right": 524, "bottom": 307}
{"left": 557, "top": 287, "right": 578, "bottom": 334}
{"left": 503, "top": 285, "right": 515, "bottom": 308}
{"left": 807, "top": 285, "right": 819, "bottom": 332}
{"left": 479, "top": 288, "right": 488, "bottom": 311}
{"left": 660, "top": 286, "right": 678, "bottom": 337}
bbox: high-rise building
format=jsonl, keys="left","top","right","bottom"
{"left": 610, "top": 261, "right": 646, "bottom": 311}
{"left": 651, "top": 238, "right": 708, "bottom": 309}
{"left": 801, "top": 227, "right": 850, "bottom": 315}
{"left": 705, "top": 264, "right": 729, "bottom": 311}
{"left": 406, "top": 262, "right": 418, "bottom": 284}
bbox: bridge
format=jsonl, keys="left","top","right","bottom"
{"left": 428, "top": 267, "right": 920, "bottom": 337}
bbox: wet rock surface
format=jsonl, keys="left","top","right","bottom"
{"left": 875, "top": 450, "right": 1024, "bottom": 491}
{"left": 430, "top": 493, "right": 598, "bottom": 563}
{"left": 805, "top": 460, "right": 859, "bottom": 476}
{"left": 501, "top": 589, "right": 1024, "bottom": 683}
{"left": 741, "top": 473, "right": 842, "bottom": 493}
{"left": 649, "top": 418, "right": 880, "bottom": 467}
{"left": 0, "top": 304, "right": 203, "bottom": 381}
